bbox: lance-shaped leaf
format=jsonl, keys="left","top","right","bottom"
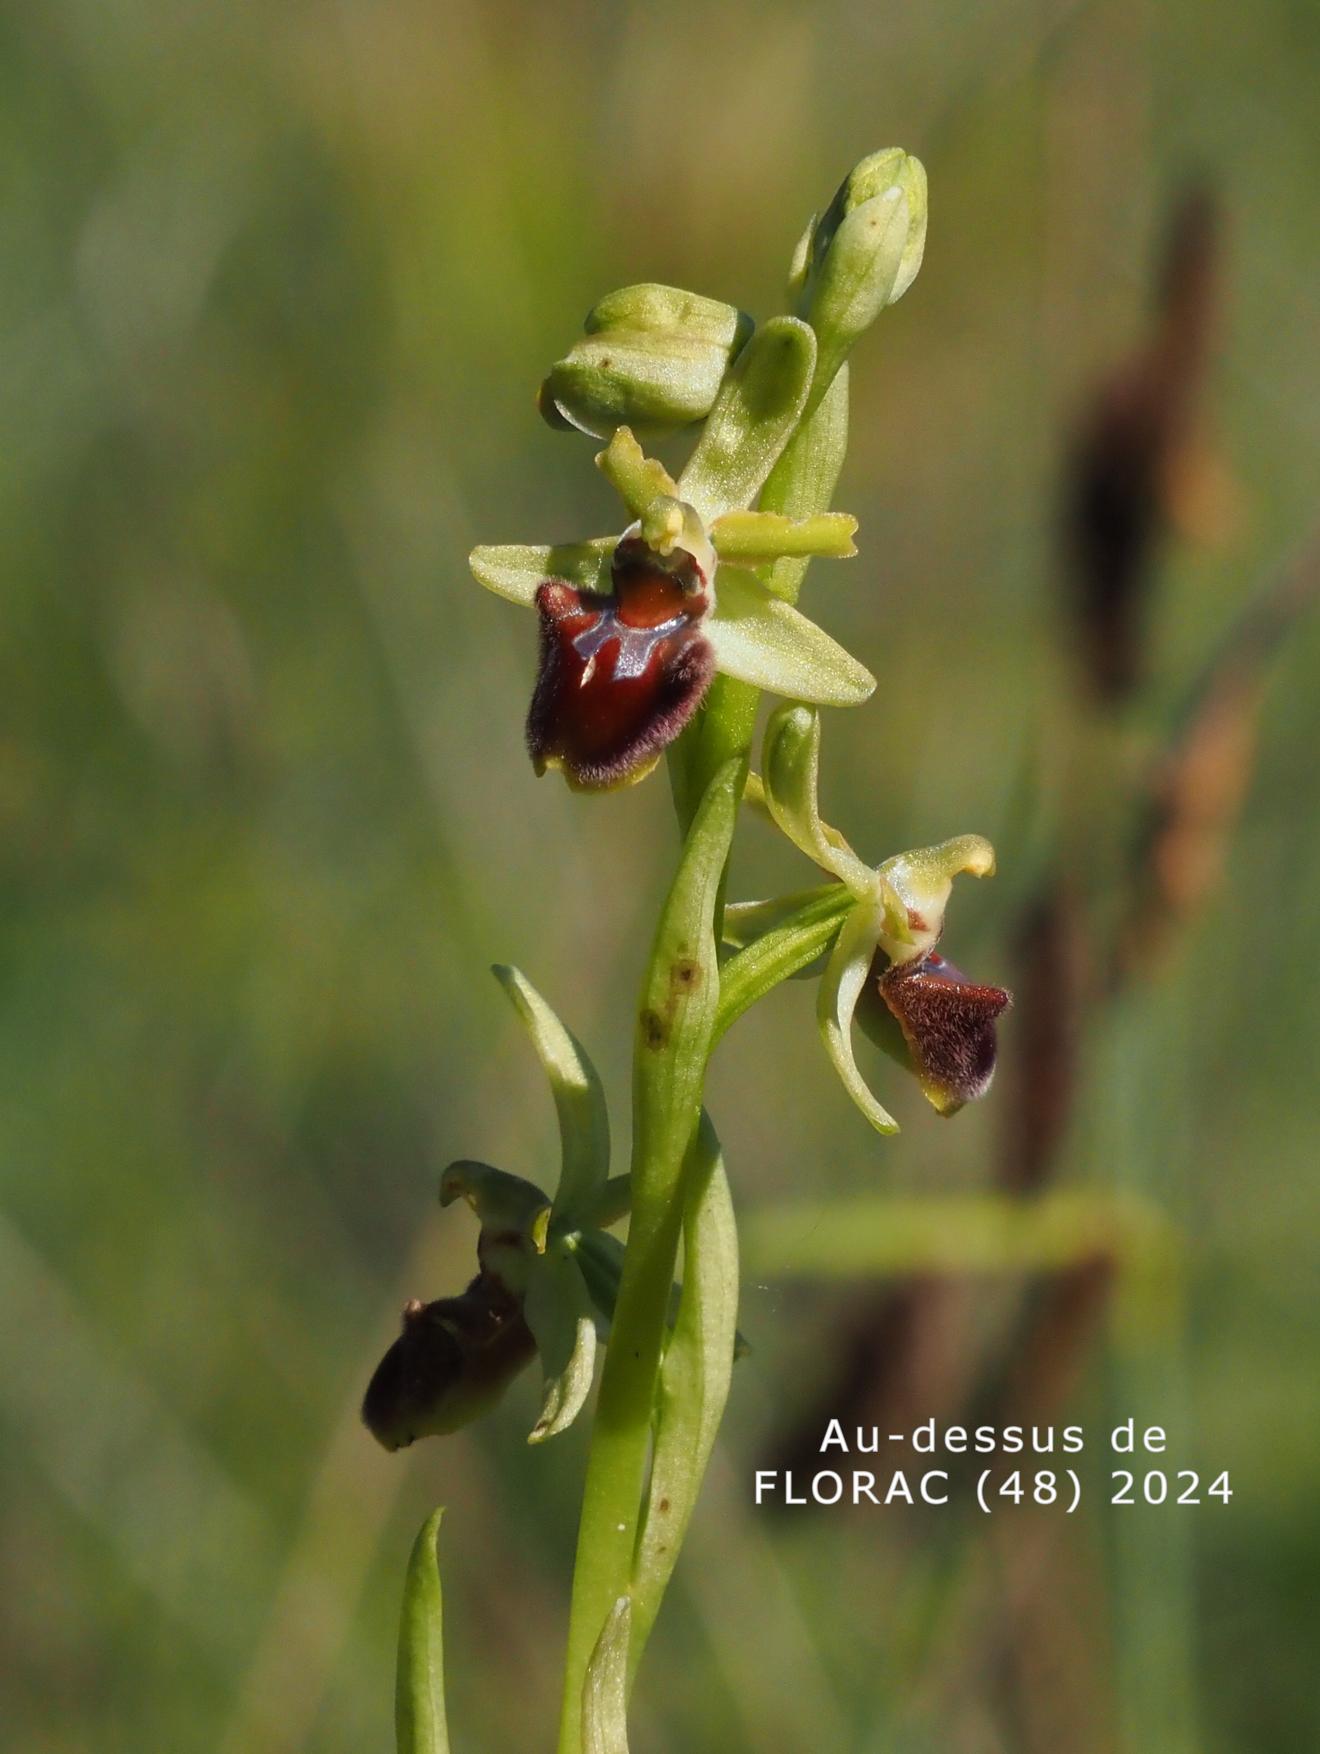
{"left": 818, "top": 898, "right": 900, "bottom": 1134}
{"left": 396, "top": 1509, "right": 451, "bottom": 1754}
{"left": 493, "top": 965, "right": 609, "bottom": 1222}
{"left": 582, "top": 1597, "right": 632, "bottom": 1754}
{"left": 629, "top": 1112, "right": 739, "bottom": 1672}
{"left": 761, "top": 704, "right": 875, "bottom": 893}
{"left": 677, "top": 316, "right": 817, "bottom": 523}
{"left": 715, "top": 885, "right": 855, "bottom": 1045}
{"left": 524, "top": 1239, "right": 600, "bottom": 1444}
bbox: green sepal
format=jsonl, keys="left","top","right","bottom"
{"left": 493, "top": 965, "right": 610, "bottom": 1223}
{"left": 706, "top": 568, "right": 874, "bottom": 707}
{"left": 396, "top": 1509, "right": 451, "bottom": 1754}
{"left": 629, "top": 1112, "right": 739, "bottom": 1672}
{"left": 761, "top": 704, "right": 875, "bottom": 892}
{"left": 525, "top": 1240, "right": 600, "bottom": 1444}
{"left": 677, "top": 316, "right": 817, "bottom": 522}
{"left": 582, "top": 1597, "right": 632, "bottom": 1754}
{"left": 469, "top": 540, "right": 612, "bottom": 606}
{"left": 714, "top": 885, "right": 855, "bottom": 1045}
{"left": 817, "top": 899, "right": 900, "bottom": 1134}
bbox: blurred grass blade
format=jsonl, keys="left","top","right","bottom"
{"left": 493, "top": 965, "right": 610, "bottom": 1219}
{"left": 525, "top": 1241, "right": 600, "bottom": 1444}
{"left": 582, "top": 1597, "right": 632, "bottom": 1754}
{"left": 396, "top": 1509, "right": 451, "bottom": 1754}
{"left": 629, "top": 1112, "right": 738, "bottom": 1671}
{"left": 677, "top": 317, "right": 817, "bottom": 521}
{"left": 715, "top": 886, "right": 854, "bottom": 1045}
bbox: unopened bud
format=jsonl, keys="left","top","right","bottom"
{"left": 794, "top": 149, "right": 928, "bottom": 393}
{"left": 540, "top": 284, "right": 753, "bottom": 440}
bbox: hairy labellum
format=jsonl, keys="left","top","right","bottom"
{"left": 875, "top": 952, "right": 1011, "bottom": 1115}
{"left": 361, "top": 1278, "right": 536, "bottom": 1451}
{"left": 526, "top": 533, "right": 715, "bottom": 789}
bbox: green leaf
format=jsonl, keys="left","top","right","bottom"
{"left": 493, "top": 965, "right": 610, "bottom": 1222}
{"left": 595, "top": 428, "right": 680, "bottom": 520}
{"left": 396, "top": 1509, "right": 451, "bottom": 1754}
{"left": 525, "top": 1241, "right": 600, "bottom": 1444}
{"left": 757, "top": 365, "right": 850, "bottom": 603}
{"left": 629, "top": 1112, "right": 739, "bottom": 1672}
{"left": 677, "top": 317, "right": 817, "bottom": 522}
{"left": 761, "top": 704, "right": 875, "bottom": 891}
{"left": 469, "top": 540, "right": 612, "bottom": 606}
{"left": 582, "top": 1597, "right": 632, "bottom": 1754}
{"left": 714, "top": 885, "right": 854, "bottom": 1045}
{"left": 707, "top": 568, "right": 874, "bottom": 707}
{"left": 817, "top": 900, "right": 900, "bottom": 1134}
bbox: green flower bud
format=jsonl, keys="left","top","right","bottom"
{"left": 540, "top": 284, "right": 753, "bottom": 440}
{"left": 794, "top": 149, "right": 928, "bottom": 393}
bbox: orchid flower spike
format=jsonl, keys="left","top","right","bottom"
{"left": 471, "top": 314, "right": 875, "bottom": 790}
{"left": 757, "top": 703, "right": 1011, "bottom": 1132}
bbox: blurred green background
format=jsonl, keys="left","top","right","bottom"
{"left": 4, "top": 1, "right": 1319, "bottom": 1750}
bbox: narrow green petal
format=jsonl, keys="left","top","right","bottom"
{"left": 817, "top": 903, "right": 899, "bottom": 1134}
{"left": 677, "top": 317, "right": 817, "bottom": 522}
{"left": 396, "top": 1509, "right": 451, "bottom": 1754}
{"left": 582, "top": 1597, "right": 632, "bottom": 1754}
{"left": 469, "top": 540, "right": 612, "bottom": 606}
{"left": 595, "top": 427, "right": 680, "bottom": 520}
{"left": 707, "top": 567, "right": 874, "bottom": 707}
{"left": 760, "top": 703, "right": 875, "bottom": 892}
{"left": 710, "top": 508, "right": 858, "bottom": 564}
{"left": 493, "top": 965, "right": 610, "bottom": 1222}
{"left": 525, "top": 1243, "right": 600, "bottom": 1444}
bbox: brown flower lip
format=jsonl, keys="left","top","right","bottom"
{"left": 361, "top": 1278, "right": 536, "bottom": 1451}
{"left": 875, "top": 950, "right": 1012, "bottom": 1116}
{"left": 525, "top": 536, "right": 715, "bottom": 790}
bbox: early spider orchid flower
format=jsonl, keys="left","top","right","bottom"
{"left": 749, "top": 704, "right": 1011, "bottom": 1131}
{"left": 362, "top": 967, "right": 631, "bottom": 1450}
{"left": 470, "top": 316, "right": 876, "bottom": 790}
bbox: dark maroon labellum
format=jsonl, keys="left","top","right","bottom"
{"left": 526, "top": 536, "right": 715, "bottom": 789}
{"left": 878, "top": 952, "right": 1011, "bottom": 1115}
